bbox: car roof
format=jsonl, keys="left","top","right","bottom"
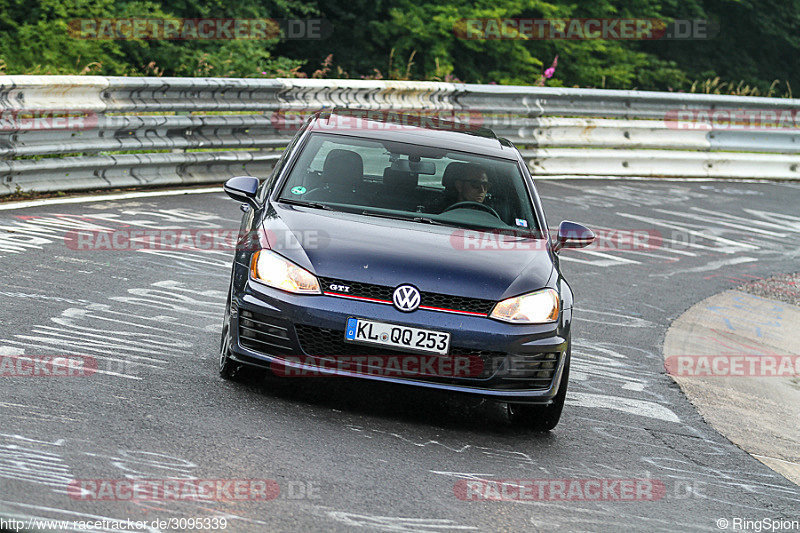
{"left": 307, "top": 109, "right": 519, "bottom": 160}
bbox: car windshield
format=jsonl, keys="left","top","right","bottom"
{"left": 277, "top": 132, "right": 541, "bottom": 235}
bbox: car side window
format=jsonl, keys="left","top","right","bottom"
{"left": 257, "top": 130, "right": 303, "bottom": 203}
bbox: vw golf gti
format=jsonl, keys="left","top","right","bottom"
{"left": 219, "top": 110, "right": 594, "bottom": 430}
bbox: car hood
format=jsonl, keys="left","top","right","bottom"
{"left": 262, "top": 203, "right": 555, "bottom": 301}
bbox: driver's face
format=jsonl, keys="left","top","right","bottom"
{"left": 455, "top": 175, "right": 489, "bottom": 203}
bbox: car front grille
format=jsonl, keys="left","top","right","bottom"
{"left": 318, "top": 277, "right": 495, "bottom": 315}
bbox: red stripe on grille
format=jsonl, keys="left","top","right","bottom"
{"left": 418, "top": 305, "right": 487, "bottom": 317}
{"left": 323, "top": 292, "right": 392, "bottom": 304}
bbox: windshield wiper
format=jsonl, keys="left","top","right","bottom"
{"left": 279, "top": 198, "right": 331, "bottom": 210}
{"left": 359, "top": 210, "right": 462, "bottom": 228}
{"left": 359, "top": 210, "right": 431, "bottom": 222}
{"left": 359, "top": 210, "right": 539, "bottom": 235}
{"left": 411, "top": 216, "right": 447, "bottom": 225}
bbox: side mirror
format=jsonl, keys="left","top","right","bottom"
{"left": 223, "top": 176, "right": 260, "bottom": 208}
{"left": 553, "top": 220, "right": 595, "bottom": 252}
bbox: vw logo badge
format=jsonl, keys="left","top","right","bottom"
{"left": 393, "top": 285, "right": 421, "bottom": 312}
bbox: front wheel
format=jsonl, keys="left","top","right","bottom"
{"left": 507, "top": 345, "right": 570, "bottom": 431}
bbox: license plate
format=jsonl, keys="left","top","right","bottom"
{"left": 344, "top": 318, "right": 450, "bottom": 355}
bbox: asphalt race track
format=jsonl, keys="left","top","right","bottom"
{"left": 1, "top": 179, "right": 799, "bottom": 532}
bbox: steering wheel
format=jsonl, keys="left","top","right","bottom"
{"left": 442, "top": 201, "right": 502, "bottom": 219}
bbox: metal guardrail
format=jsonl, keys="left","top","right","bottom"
{"left": 1, "top": 76, "right": 800, "bottom": 195}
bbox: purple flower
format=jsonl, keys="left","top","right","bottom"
{"left": 544, "top": 55, "right": 559, "bottom": 79}
{"left": 535, "top": 55, "right": 559, "bottom": 87}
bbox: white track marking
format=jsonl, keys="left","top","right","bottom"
{"left": 572, "top": 249, "right": 641, "bottom": 264}
{"left": 0, "top": 187, "right": 222, "bottom": 211}
{"left": 616, "top": 212, "right": 761, "bottom": 251}
{"left": 566, "top": 392, "right": 680, "bottom": 423}
{"left": 650, "top": 256, "right": 758, "bottom": 278}
{"left": 660, "top": 208, "right": 788, "bottom": 237}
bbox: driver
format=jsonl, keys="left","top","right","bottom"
{"left": 453, "top": 164, "right": 490, "bottom": 204}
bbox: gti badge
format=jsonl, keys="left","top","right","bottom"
{"left": 393, "top": 285, "right": 421, "bottom": 312}
{"left": 329, "top": 284, "right": 351, "bottom": 293}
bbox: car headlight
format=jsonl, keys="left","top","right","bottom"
{"left": 250, "top": 250, "right": 321, "bottom": 294}
{"left": 490, "top": 288, "right": 560, "bottom": 324}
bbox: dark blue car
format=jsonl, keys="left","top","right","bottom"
{"left": 220, "top": 110, "right": 594, "bottom": 430}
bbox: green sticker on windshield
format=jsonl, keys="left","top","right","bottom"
{"left": 290, "top": 186, "right": 307, "bottom": 195}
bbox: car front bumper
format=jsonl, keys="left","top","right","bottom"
{"left": 229, "top": 277, "right": 571, "bottom": 405}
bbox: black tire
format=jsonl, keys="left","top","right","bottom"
{"left": 219, "top": 289, "right": 265, "bottom": 383}
{"left": 507, "top": 345, "right": 570, "bottom": 431}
